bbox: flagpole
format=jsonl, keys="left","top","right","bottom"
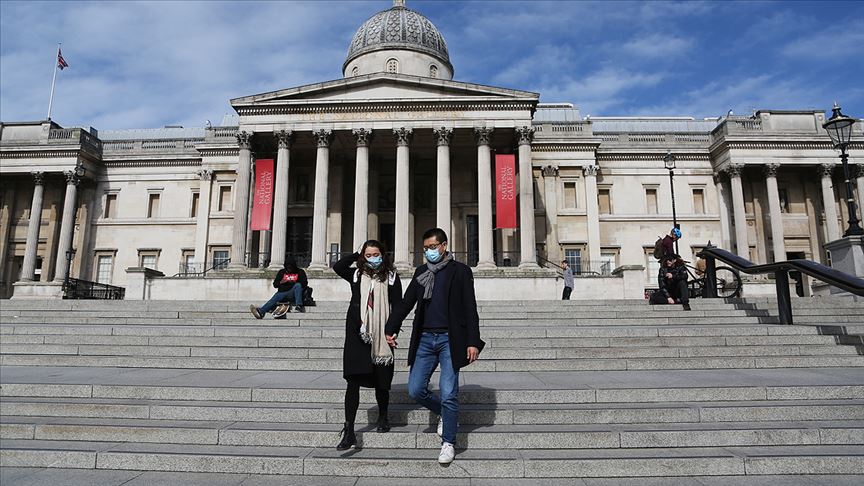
{"left": 47, "top": 43, "right": 61, "bottom": 121}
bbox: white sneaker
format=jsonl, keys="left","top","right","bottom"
{"left": 437, "top": 416, "right": 443, "bottom": 437}
{"left": 438, "top": 442, "right": 455, "bottom": 464}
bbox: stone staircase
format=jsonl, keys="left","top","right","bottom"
{"left": 1, "top": 297, "right": 863, "bottom": 484}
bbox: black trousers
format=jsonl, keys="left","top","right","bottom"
{"left": 663, "top": 279, "right": 689, "bottom": 305}
{"left": 562, "top": 286, "right": 572, "bottom": 300}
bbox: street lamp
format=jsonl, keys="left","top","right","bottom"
{"left": 822, "top": 103, "right": 863, "bottom": 236}
{"left": 64, "top": 248, "right": 76, "bottom": 291}
{"left": 664, "top": 151, "right": 680, "bottom": 253}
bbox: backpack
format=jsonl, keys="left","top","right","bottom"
{"left": 302, "top": 286, "right": 316, "bottom": 307}
{"left": 652, "top": 237, "right": 665, "bottom": 260}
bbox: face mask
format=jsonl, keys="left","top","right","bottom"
{"left": 425, "top": 248, "right": 442, "bottom": 263}
{"left": 365, "top": 256, "right": 383, "bottom": 269}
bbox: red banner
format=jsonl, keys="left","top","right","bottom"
{"left": 495, "top": 154, "right": 517, "bottom": 229}
{"left": 251, "top": 159, "right": 274, "bottom": 230}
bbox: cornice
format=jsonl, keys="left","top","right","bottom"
{"left": 235, "top": 101, "right": 535, "bottom": 116}
{"left": 199, "top": 148, "right": 240, "bottom": 157}
{"left": 0, "top": 149, "right": 82, "bottom": 159}
{"left": 103, "top": 160, "right": 202, "bottom": 168}
{"left": 531, "top": 144, "right": 597, "bottom": 153}
{"left": 595, "top": 153, "right": 710, "bottom": 161}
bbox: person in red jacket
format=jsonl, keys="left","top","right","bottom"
{"left": 250, "top": 257, "right": 308, "bottom": 318}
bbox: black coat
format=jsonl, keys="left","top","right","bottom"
{"left": 333, "top": 253, "right": 402, "bottom": 385}
{"left": 272, "top": 268, "right": 307, "bottom": 292}
{"left": 385, "top": 260, "right": 485, "bottom": 371}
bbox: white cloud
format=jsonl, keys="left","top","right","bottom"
{"left": 621, "top": 33, "right": 693, "bottom": 59}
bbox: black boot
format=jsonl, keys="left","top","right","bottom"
{"left": 376, "top": 415, "right": 391, "bottom": 433}
{"left": 336, "top": 423, "right": 356, "bottom": 450}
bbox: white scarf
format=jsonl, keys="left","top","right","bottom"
{"left": 358, "top": 270, "right": 394, "bottom": 366}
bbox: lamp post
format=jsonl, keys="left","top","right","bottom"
{"left": 64, "top": 248, "right": 76, "bottom": 292}
{"left": 822, "top": 103, "right": 863, "bottom": 237}
{"left": 664, "top": 151, "right": 680, "bottom": 253}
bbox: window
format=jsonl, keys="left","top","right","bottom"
{"left": 599, "top": 250, "right": 618, "bottom": 276}
{"left": 182, "top": 249, "right": 195, "bottom": 273}
{"left": 290, "top": 174, "right": 313, "bottom": 204}
{"left": 645, "top": 248, "right": 661, "bottom": 284}
{"left": 103, "top": 193, "right": 118, "bottom": 219}
{"left": 218, "top": 185, "right": 232, "bottom": 212}
{"left": 564, "top": 248, "right": 582, "bottom": 274}
{"left": 190, "top": 192, "right": 200, "bottom": 218}
{"left": 386, "top": 58, "right": 399, "bottom": 73}
{"left": 429, "top": 64, "right": 438, "bottom": 78}
{"left": 352, "top": 66, "right": 359, "bottom": 77}
{"left": 211, "top": 247, "right": 230, "bottom": 270}
{"left": 692, "top": 188, "right": 705, "bottom": 214}
{"left": 95, "top": 254, "right": 114, "bottom": 284}
{"left": 147, "top": 193, "right": 160, "bottom": 218}
{"left": 563, "top": 182, "right": 578, "bottom": 209}
{"left": 645, "top": 187, "right": 658, "bottom": 214}
{"left": 138, "top": 250, "right": 160, "bottom": 270}
{"left": 598, "top": 188, "right": 611, "bottom": 214}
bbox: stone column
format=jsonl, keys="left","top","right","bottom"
{"left": 516, "top": 126, "right": 539, "bottom": 268}
{"left": 763, "top": 164, "right": 786, "bottom": 262}
{"left": 855, "top": 164, "right": 864, "bottom": 223}
{"left": 53, "top": 169, "right": 83, "bottom": 282}
{"left": 229, "top": 131, "right": 252, "bottom": 269}
{"left": 269, "top": 130, "right": 293, "bottom": 269}
{"left": 726, "top": 164, "right": 749, "bottom": 259}
{"left": 819, "top": 164, "right": 840, "bottom": 242}
{"left": 713, "top": 171, "right": 732, "bottom": 250}
{"left": 393, "top": 127, "right": 413, "bottom": 269}
{"left": 21, "top": 172, "right": 45, "bottom": 282}
{"left": 434, "top": 127, "right": 453, "bottom": 238}
{"left": 352, "top": 128, "right": 372, "bottom": 249}
{"left": 194, "top": 169, "right": 214, "bottom": 268}
{"left": 583, "top": 165, "right": 601, "bottom": 264}
{"left": 474, "top": 127, "right": 495, "bottom": 269}
{"left": 309, "top": 129, "right": 333, "bottom": 270}
{"left": 542, "top": 165, "right": 561, "bottom": 264}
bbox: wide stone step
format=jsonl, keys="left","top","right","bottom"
{"left": 3, "top": 343, "right": 857, "bottom": 360}
{"left": 3, "top": 352, "right": 862, "bottom": 371}
{"left": 1, "top": 439, "right": 862, "bottom": 477}
{"left": 2, "top": 416, "right": 862, "bottom": 449}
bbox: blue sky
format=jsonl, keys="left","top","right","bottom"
{"left": 1, "top": 0, "right": 862, "bottom": 130}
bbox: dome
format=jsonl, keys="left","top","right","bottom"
{"left": 344, "top": 1, "right": 452, "bottom": 75}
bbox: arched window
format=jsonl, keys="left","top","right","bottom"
{"left": 352, "top": 66, "right": 359, "bottom": 77}
{"left": 386, "top": 58, "right": 399, "bottom": 74}
{"left": 429, "top": 65, "right": 438, "bottom": 78}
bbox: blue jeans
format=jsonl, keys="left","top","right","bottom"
{"left": 408, "top": 332, "right": 459, "bottom": 445}
{"left": 259, "top": 285, "right": 303, "bottom": 314}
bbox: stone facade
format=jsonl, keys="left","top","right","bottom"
{"left": 1, "top": 2, "right": 863, "bottom": 299}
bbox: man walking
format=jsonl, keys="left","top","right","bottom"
{"left": 561, "top": 260, "right": 574, "bottom": 300}
{"left": 385, "top": 228, "right": 484, "bottom": 464}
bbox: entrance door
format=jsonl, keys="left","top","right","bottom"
{"left": 286, "top": 217, "right": 313, "bottom": 267}
{"left": 466, "top": 215, "right": 479, "bottom": 267}
{"left": 379, "top": 223, "right": 395, "bottom": 260}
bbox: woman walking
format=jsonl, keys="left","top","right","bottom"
{"left": 331, "top": 240, "right": 402, "bottom": 450}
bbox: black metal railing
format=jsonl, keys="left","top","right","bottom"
{"left": 173, "top": 258, "right": 231, "bottom": 277}
{"left": 63, "top": 277, "right": 125, "bottom": 300}
{"left": 699, "top": 243, "right": 864, "bottom": 324}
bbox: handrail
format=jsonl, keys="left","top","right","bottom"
{"left": 697, "top": 243, "right": 863, "bottom": 324}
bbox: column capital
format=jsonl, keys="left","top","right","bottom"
{"left": 433, "top": 127, "right": 453, "bottom": 146}
{"left": 31, "top": 171, "right": 45, "bottom": 185}
{"left": 474, "top": 127, "right": 494, "bottom": 146}
{"left": 236, "top": 131, "right": 252, "bottom": 149}
{"left": 582, "top": 165, "right": 599, "bottom": 177}
{"left": 725, "top": 164, "right": 744, "bottom": 178}
{"left": 392, "top": 127, "right": 413, "bottom": 146}
{"left": 63, "top": 170, "right": 82, "bottom": 186}
{"left": 274, "top": 130, "right": 294, "bottom": 149}
{"left": 197, "top": 169, "right": 214, "bottom": 181}
{"left": 763, "top": 163, "right": 781, "bottom": 178}
{"left": 352, "top": 128, "right": 373, "bottom": 147}
{"left": 819, "top": 163, "right": 835, "bottom": 178}
{"left": 313, "top": 129, "right": 333, "bottom": 148}
{"left": 515, "top": 125, "right": 535, "bottom": 145}
{"left": 541, "top": 165, "right": 559, "bottom": 178}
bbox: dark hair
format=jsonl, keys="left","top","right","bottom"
{"left": 561, "top": 260, "right": 568, "bottom": 264}
{"left": 284, "top": 257, "right": 299, "bottom": 272}
{"left": 422, "top": 227, "right": 448, "bottom": 244}
{"left": 357, "top": 239, "right": 395, "bottom": 282}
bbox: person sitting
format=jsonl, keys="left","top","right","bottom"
{"left": 250, "top": 257, "right": 307, "bottom": 319}
{"left": 658, "top": 254, "right": 691, "bottom": 311}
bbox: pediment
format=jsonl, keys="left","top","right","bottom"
{"left": 230, "top": 73, "right": 538, "bottom": 107}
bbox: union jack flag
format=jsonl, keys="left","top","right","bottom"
{"left": 57, "top": 49, "right": 69, "bottom": 70}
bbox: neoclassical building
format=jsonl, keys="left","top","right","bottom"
{"left": 1, "top": 0, "right": 862, "bottom": 299}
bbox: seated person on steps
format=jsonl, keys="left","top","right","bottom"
{"left": 658, "top": 254, "right": 691, "bottom": 311}
{"left": 250, "top": 257, "right": 307, "bottom": 319}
